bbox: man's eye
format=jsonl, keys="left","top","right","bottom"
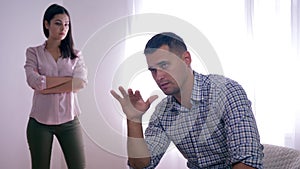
{"left": 148, "top": 68, "right": 157, "bottom": 73}
{"left": 160, "top": 63, "right": 168, "bottom": 69}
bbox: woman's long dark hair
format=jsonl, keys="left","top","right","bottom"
{"left": 43, "top": 4, "right": 77, "bottom": 59}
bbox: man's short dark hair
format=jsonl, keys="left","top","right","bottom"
{"left": 144, "top": 32, "right": 187, "bottom": 56}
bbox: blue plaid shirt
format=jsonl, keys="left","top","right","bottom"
{"left": 143, "top": 72, "right": 264, "bottom": 169}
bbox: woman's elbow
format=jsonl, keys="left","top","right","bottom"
{"left": 78, "top": 80, "right": 87, "bottom": 89}
{"left": 26, "top": 77, "right": 45, "bottom": 91}
{"left": 72, "top": 78, "right": 87, "bottom": 91}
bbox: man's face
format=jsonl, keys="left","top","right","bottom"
{"left": 146, "top": 45, "right": 191, "bottom": 96}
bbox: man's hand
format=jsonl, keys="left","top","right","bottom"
{"left": 110, "top": 86, "right": 158, "bottom": 122}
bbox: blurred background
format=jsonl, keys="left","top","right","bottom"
{"left": 0, "top": 0, "right": 299, "bottom": 168}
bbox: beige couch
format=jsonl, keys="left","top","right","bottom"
{"left": 263, "top": 144, "right": 300, "bottom": 169}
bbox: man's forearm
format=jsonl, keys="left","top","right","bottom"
{"left": 127, "top": 119, "right": 150, "bottom": 169}
{"left": 233, "top": 162, "right": 256, "bottom": 169}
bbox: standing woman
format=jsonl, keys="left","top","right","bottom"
{"left": 24, "top": 4, "right": 87, "bottom": 169}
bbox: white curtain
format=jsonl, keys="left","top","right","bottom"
{"left": 129, "top": 0, "right": 300, "bottom": 150}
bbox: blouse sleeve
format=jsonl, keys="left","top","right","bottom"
{"left": 142, "top": 111, "right": 171, "bottom": 169}
{"left": 24, "top": 47, "right": 46, "bottom": 90}
{"left": 73, "top": 50, "right": 88, "bottom": 85}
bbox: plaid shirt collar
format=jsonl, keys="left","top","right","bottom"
{"left": 165, "top": 71, "right": 208, "bottom": 112}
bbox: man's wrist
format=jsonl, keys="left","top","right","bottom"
{"left": 127, "top": 118, "right": 143, "bottom": 125}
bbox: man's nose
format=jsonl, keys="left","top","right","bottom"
{"left": 154, "top": 69, "right": 166, "bottom": 80}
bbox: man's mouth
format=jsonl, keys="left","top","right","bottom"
{"left": 159, "top": 81, "right": 170, "bottom": 89}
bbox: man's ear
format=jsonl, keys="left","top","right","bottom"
{"left": 182, "top": 51, "right": 192, "bottom": 66}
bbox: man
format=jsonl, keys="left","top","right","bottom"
{"left": 110, "top": 32, "right": 263, "bottom": 169}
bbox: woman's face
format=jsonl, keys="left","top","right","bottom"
{"left": 45, "top": 13, "right": 69, "bottom": 41}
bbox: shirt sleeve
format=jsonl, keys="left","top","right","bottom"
{"left": 24, "top": 47, "right": 46, "bottom": 90}
{"left": 129, "top": 111, "right": 171, "bottom": 169}
{"left": 223, "top": 80, "right": 264, "bottom": 169}
{"left": 128, "top": 110, "right": 171, "bottom": 169}
{"left": 73, "top": 50, "right": 88, "bottom": 84}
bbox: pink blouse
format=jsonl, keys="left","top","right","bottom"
{"left": 24, "top": 42, "right": 88, "bottom": 125}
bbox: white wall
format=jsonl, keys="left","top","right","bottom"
{"left": 0, "top": 0, "right": 132, "bottom": 168}
{"left": 135, "top": 0, "right": 300, "bottom": 149}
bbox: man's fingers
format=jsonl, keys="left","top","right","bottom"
{"left": 110, "top": 90, "right": 122, "bottom": 101}
{"left": 118, "top": 86, "right": 129, "bottom": 97}
{"left": 148, "top": 95, "right": 159, "bottom": 104}
{"left": 134, "top": 90, "right": 141, "bottom": 98}
{"left": 110, "top": 86, "right": 131, "bottom": 101}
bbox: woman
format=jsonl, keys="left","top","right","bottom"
{"left": 24, "top": 4, "right": 87, "bottom": 169}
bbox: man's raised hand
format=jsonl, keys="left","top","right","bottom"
{"left": 110, "top": 86, "right": 158, "bottom": 122}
